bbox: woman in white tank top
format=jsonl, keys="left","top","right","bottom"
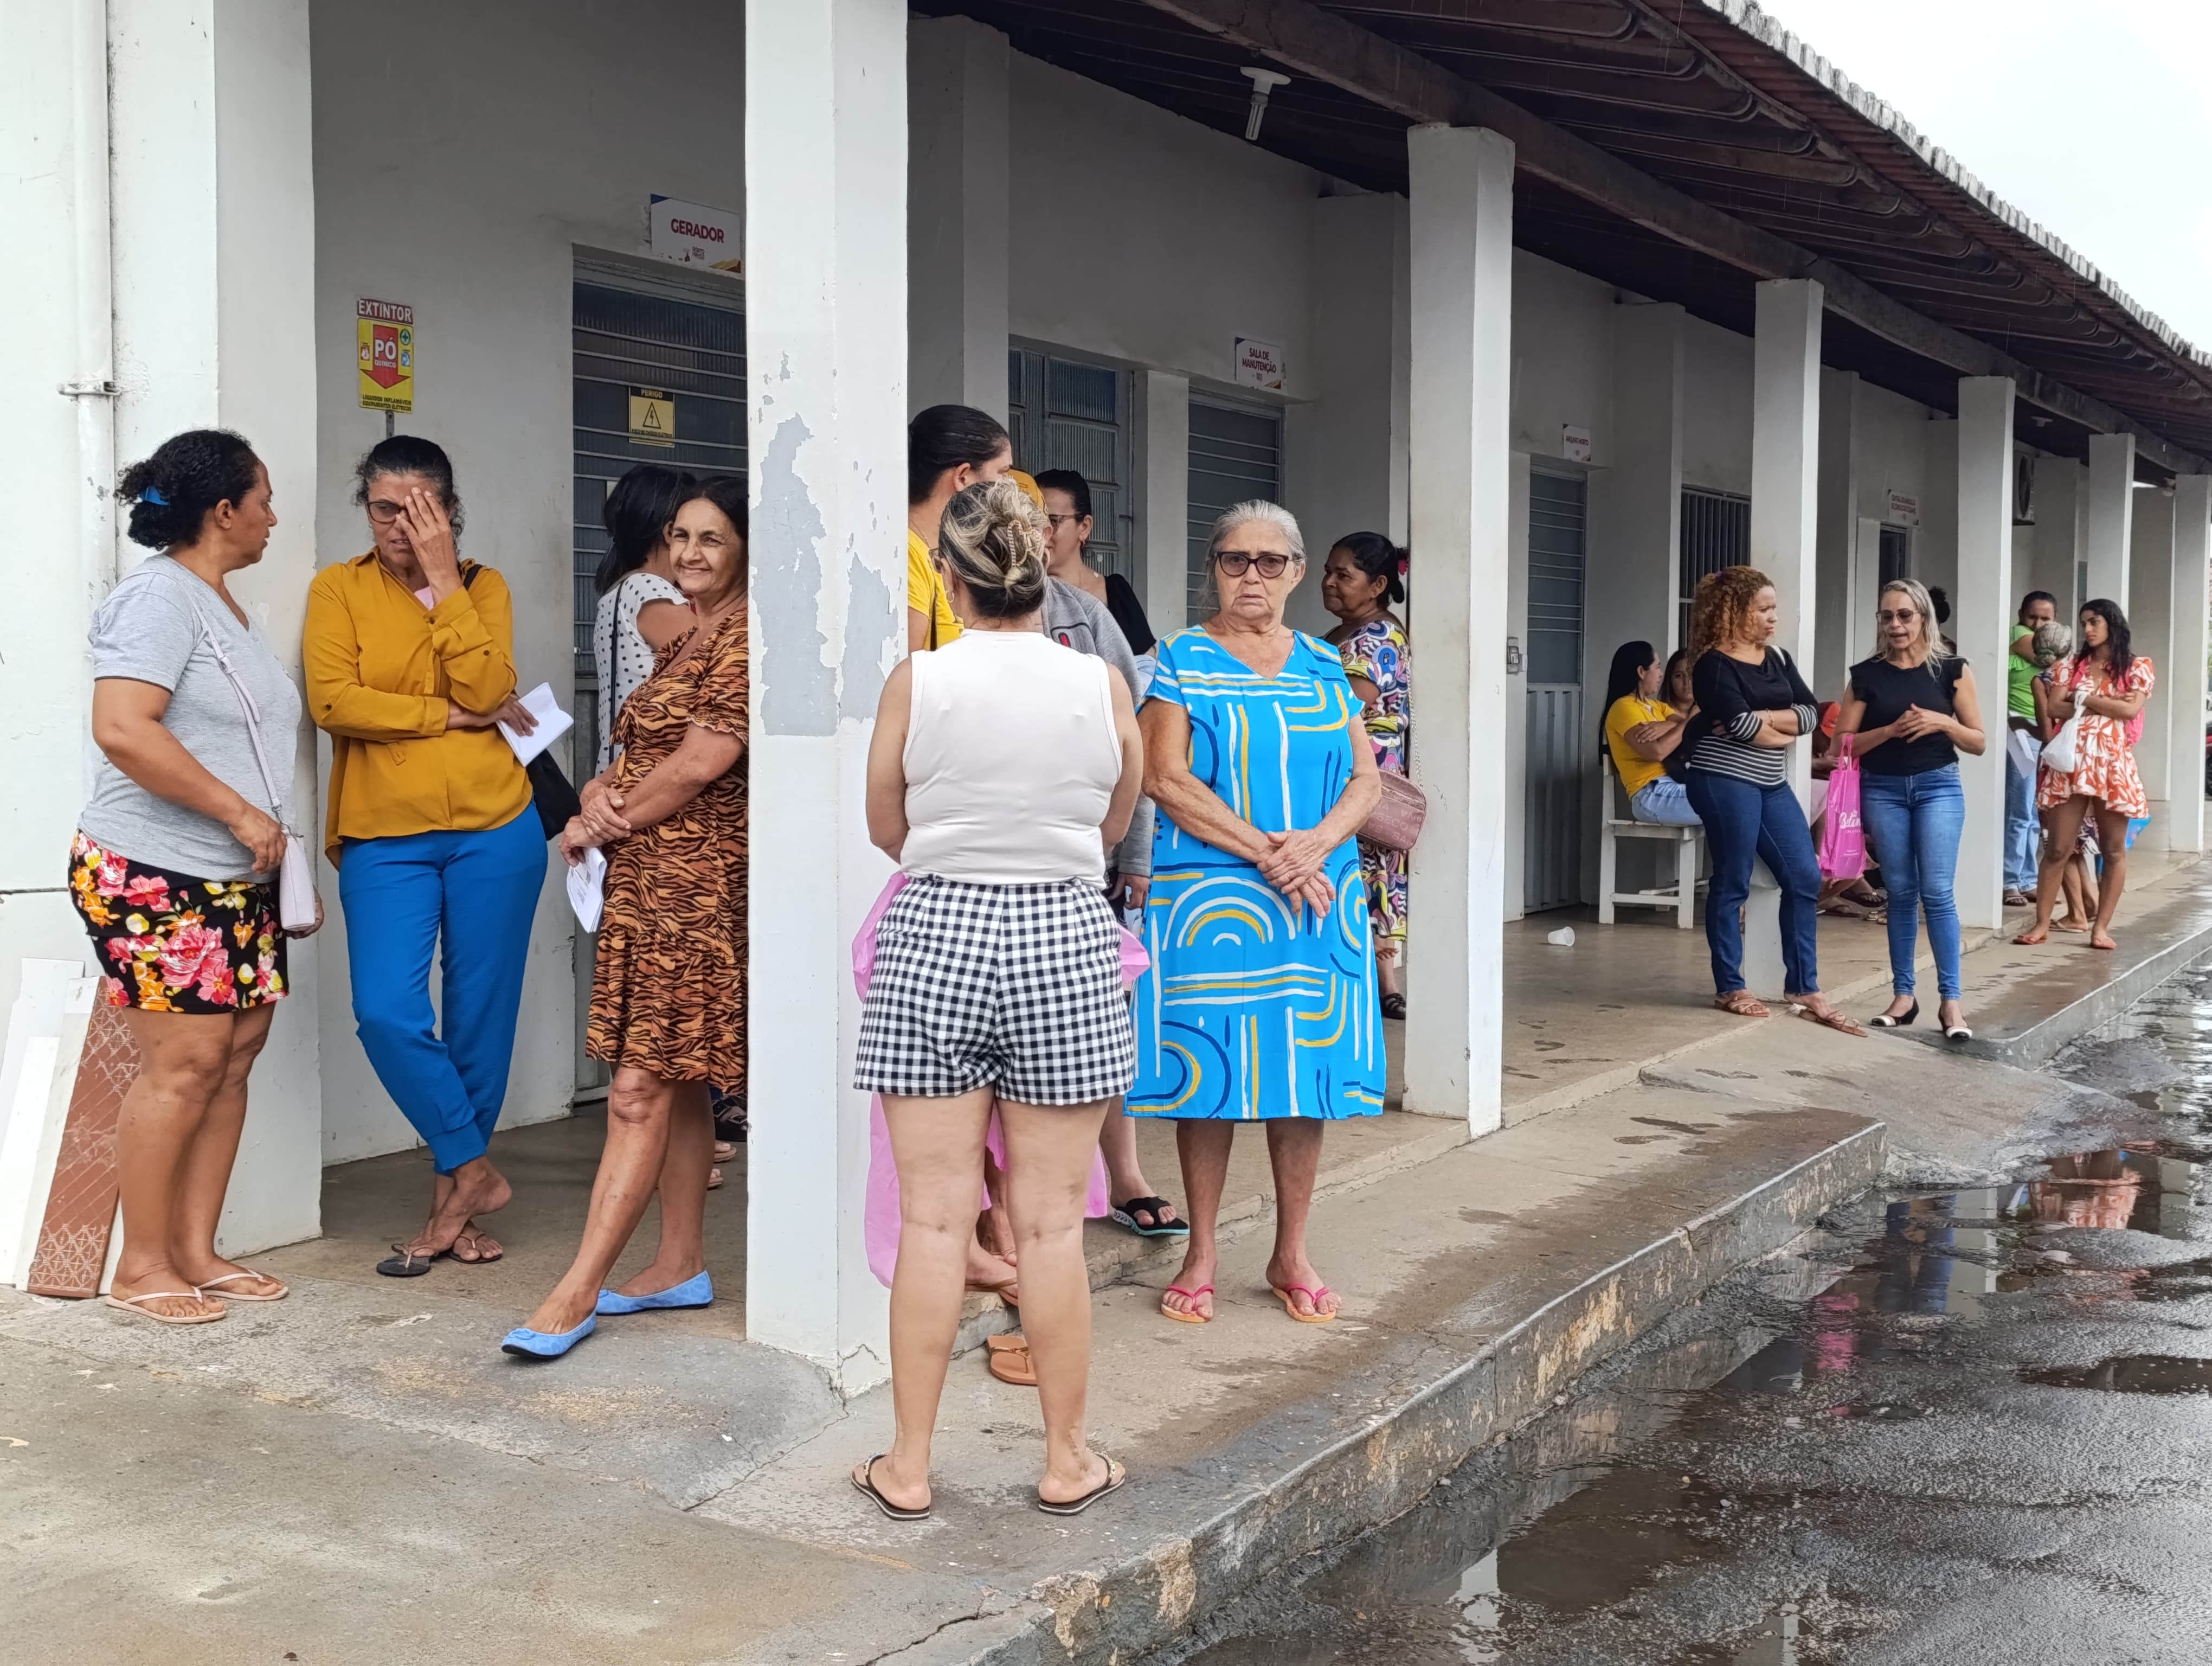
{"left": 852, "top": 480, "right": 1143, "bottom": 1522}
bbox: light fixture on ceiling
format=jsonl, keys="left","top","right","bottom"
{"left": 1242, "top": 66, "right": 1290, "bottom": 142}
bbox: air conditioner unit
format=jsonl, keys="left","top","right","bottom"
{"left": 2012, "top": 448, "right": 2036, "bottom": 526}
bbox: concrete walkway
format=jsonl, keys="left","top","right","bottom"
{"left": 3, "top": 854, "right": 2203, "bottom": 1665}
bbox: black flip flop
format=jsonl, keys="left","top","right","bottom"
{"left": 1379, "top": 991, "right": 1407, "bottom": 1021}
{"left": 375, "top": 1243, "right": 447, "bottom": 1278}
{"left": 1109, "top": 1197, "right": 1189, "bottom": 1239}
{"left": 1037, "top": 1454, "right": 1126, "bottom": 1516}
{"left": 852, "top": 1454, "right": 931, "bottom": 1521}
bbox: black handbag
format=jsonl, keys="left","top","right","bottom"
{"left": 461, "top": 564, "right": 580, "bottom": 841}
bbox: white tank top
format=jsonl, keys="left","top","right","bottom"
{"left": 900, "top": 629, "right": 1121, "bottom": 883}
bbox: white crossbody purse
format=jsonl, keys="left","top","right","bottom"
{"left": 191, "top": 604, "right": 320, "bottom": 932}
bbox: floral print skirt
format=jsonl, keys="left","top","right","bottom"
{"left": 68, "top": 831, "right": 288, "bottom": 1013}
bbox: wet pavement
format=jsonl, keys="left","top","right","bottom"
{"left": 1172, "top": 965, "right": 2212, "bottom": 1666}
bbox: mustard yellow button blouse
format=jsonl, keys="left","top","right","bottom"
{"left": 303, "top": 553, "right": 532, "bottom": 862}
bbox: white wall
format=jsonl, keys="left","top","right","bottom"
{"left": 308, "top": 0, "right": 746, "bottom": 1164}
{"left": 1510, "top": 252, "right": 1615, "bottom": 467}
{"left": 1681, "top": 316, "right": 1754, "bottom": 495}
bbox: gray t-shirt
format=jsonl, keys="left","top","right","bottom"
{"left": 1044, "top": 576, "right": 1153, "bottom": 879}
{"left": 78, "top": 556, "right": 305, "bottom": 880}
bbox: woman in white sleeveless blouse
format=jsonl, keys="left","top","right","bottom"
{"left": 851, "top": 480, "right": 1144, "bottom": 1521}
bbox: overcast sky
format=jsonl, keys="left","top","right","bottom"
{"left": 1747, "top": 0, "right": 2212, "bottom": 350}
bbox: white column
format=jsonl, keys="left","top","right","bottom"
{"left": 2129, "top": 488, "right": 2176, "bottom": 842}
{"left": 1403, "top": 125, "right": 1513, "bottom": 1136}
{"left": 1586, "top": 302, "right": 1683, "bottom": 659}
{"left": 2086, "top": 432, "right": 2137, "bottom": 607}
{"left": 905, "top": 15, "right": 1008, "bottom": 419}
{"left": 2171, "top": 477, "right": 2211, "bottom": 854}
{"left": 1139, "top": 370, "right": 1191, "bottom": 629}
{"left": 1814, "top": 368, "right": 1860, "bottom": 690}
{"left": 1751, "top": 279, "right": 1824, "bottom": 809}
{"left": 745, "top": 0, "right": 906, "bottom": 1389}
{"left": 1953, "top": 378, "right": 2016, "bottom": 930}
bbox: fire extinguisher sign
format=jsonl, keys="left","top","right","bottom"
{"left": 357, "top": 298, "right": 416, "bottom": 414}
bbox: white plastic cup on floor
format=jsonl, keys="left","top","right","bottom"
{"left": 1546, "top": 926, "right": 1576, "bottom": 948}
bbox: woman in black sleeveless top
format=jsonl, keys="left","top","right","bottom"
{"left": 1836, "top": 578, "right": 1988, "bottom": 1039}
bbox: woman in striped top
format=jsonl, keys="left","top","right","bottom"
{"left": 1681, "top": 567, "right": 1866, "bottom": 1036}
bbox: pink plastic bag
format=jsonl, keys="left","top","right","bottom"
{"left": 1818, "top": 734, "right": 1866, "bottom": 881}
{"left": 854, "top": 873, "right": 1145, "bottom": 1289}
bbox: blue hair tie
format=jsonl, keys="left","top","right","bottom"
{"left": 141, "top": 485, "right": 169, "bottom": 506}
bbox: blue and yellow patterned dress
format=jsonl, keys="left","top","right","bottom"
{"left": 1128, "top": 627, "right": 1385, "bottom": 1122}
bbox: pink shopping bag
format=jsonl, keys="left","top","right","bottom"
{"left": 1818, "top": 734, "right": 1866, "bottom": 881}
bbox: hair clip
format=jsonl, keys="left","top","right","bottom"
{"left": 142, "top": 485, "right": 169, "bottom": 506}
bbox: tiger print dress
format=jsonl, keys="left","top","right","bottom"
{"left": 586, "top": 601, "right": 747, "bottom": 1083}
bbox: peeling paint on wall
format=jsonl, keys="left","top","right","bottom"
{"left": 838, "top": 554, "right": 895, "bottom": 722}
{"left": 755, "top": 412, "right": 835, "bottom": 736}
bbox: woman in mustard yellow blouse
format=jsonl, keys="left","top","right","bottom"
{"left": 304, "top": 437, "right": 548, "bottom": 1276}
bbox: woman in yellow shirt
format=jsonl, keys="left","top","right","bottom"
{"left": 303, "top": 437, "right": 548, "bottom": 1276}
{"left": 906, "top": 405, "right": 1013, "bottom": 650}
{"left": 1600, "top": 639, "right": 1701, "bottom": 826}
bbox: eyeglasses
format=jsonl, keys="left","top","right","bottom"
{"left": 365, "top": 499, "right": 407, "bottom": 526}
{"left": 1876, "top": 608, "right": 1919, "bottom": 624}
{"left": 1044, "top": 513, "right": 1085, "bottom": 531}
{"left": 1213, "top": 550, "right": 1294, "bottom": 578}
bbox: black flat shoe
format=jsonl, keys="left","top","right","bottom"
{"left": 1868, "top": 1001, "right": 1919, "bottom": 1029}
{"left": 375, "top": 1243, "right": 446, "bottom": 1278}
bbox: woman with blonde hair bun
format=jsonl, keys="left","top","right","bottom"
{"left": 1680, "top": 566, "right": 1863, "bottom": 1035}
{"left": 1835, "top": 577, "right": 1986, "bottom": 1040}
{"left": 851, "top": 477, "right": 1146, "bottom": 1520}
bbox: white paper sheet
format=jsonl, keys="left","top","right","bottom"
{"left": 499, "top": 682, "right": 574, "bottom": 766}
{"left": 567, "top": 844, "right": 608, "bottom": 933}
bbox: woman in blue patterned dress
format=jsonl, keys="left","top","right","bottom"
{"left": 1322, "top": 531, "right": 1412, "bottom": 1021}
{"left": 1131, "top": 501, "right": 1384, "bottom": 1325}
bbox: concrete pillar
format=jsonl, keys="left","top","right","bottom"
{"left": 1953, "top": 378, "right": 2015, "bottom": 931}
{"left": 745, "top": 0, "right": 906, "bottom": 1389}
{"left": 1403, "top": 124, "right": 1514, "bottom": 1136}
{"left": 2086, "top": 432, "right": 2137, "bottom": 606}
{"left": 1751, "top": 279, "right": 1824, "bottom": 810}
{"left": 2171, "top": 477, "right": 2211, "bottom": 854}
{"left": 2129, "top": 488, "right": 2176, "bottom": 843}
{"left": 1502, "top": 453, "right": 1532, "bottom": 924}
{"left": 906, "top": 15, "right": 1008, "bottom": 419}
{"left": 1139, "top": 370, "right": 1190, "bottom": 629}
{"left": 1814, "top": 368, "right": 1860, "bottom": 690}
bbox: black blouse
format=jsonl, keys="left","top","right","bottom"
{"left": 1848, "top": 654, "right": 1966, "bottom": 776}
{"left": 1683, "top": 648, "right": 1820, "bottom": 787}
{"left": 1103, "top": 572, "right": 1156, "bottom": 657}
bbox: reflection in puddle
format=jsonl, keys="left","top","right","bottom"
{"left": 2021, "top": 1354, "right": 2212, "bottom": 1394}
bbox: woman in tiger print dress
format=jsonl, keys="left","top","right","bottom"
{"left": 504, "top": 476, "right": 749, "bottom": 1359}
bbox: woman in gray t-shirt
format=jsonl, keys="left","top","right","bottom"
{"left": 67, "top": 429, "right": 316, "bottom": 1328}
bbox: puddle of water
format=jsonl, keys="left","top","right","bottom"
{"left": 2020, "top": 1354, "right": 2212, "bottom": 1394}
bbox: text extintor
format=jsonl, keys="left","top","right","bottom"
{"left": 628, "top": 388, "right": 677, "bottom": 449}
{"left": 357, "top": 299, "right": 415, "bottom": 414}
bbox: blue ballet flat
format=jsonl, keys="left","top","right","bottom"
{"left": 595, "top": 1270, "right": 713, "bottom": 1315}
{"left": 499, "top": 1313, "right": 596, "bottom": 1360}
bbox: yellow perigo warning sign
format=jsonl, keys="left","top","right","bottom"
{"left": 357, "top": 298, "right": 415, "bottom": 414}
{"left": 628, "top": 388, "right": 676, "bottom": 448}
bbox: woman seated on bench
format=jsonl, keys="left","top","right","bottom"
{"left": 1602, "top": 640, "right": 1701, "bottom": 826}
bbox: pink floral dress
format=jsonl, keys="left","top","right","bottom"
{"left": 2036, "top": 653, "right": 2155, "bottom": 819}
{"left": 67, "top": 831, "right": 288, "bottom": 1013}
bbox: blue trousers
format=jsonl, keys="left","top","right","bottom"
{"left": 1860, "top": 764, "right": 1965, "bottom": 1000}
{"left": 2003, "top": 735, "right": 2040, "bottom": 891}
{"left": 338, "top": 810, "right": 547, "bottom": 1172}
{"left": 1685, "top": 769, "right": 1822, "bottom": 997}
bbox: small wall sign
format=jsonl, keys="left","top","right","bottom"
{"left": 650, "top": 196, "right": 743, "bottom": 274}
{"left": 628, "top": 388, "right": 677, "bottom": 448}
{"left": 1886, "top": 491, "right": 1919, "bottom": 528}
{"left": 1561, "top": 424, "right": 1593, "bottom": 464}
{"left": 356, "top": 299, "right": 415, "bottom": 414}
{"left": 1233, "top": 336, "right": 1285, "bottom": 392}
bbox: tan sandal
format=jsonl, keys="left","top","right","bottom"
{"left": 196, "top": 1269, "right": 287, "bottom": 1302}
{"left": 1794, "top": 1003, "right": 1868, "bottom": 1038}
{"left": 1713, "top": 990, "right": 1770, "bottom": 1019}
{"left": 103, "top": 1290, "right": 224, "bottom": 1326}
{"left": 986, "top": 1334, "right": 1038, "bottom": 1387}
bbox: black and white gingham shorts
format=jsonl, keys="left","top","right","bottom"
{"left": 853, "top": 876, "right": 1136, "bottom": 1105}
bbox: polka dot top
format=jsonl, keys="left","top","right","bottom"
{"left": 593, "top": 571, "right": 690, "bottom": 772}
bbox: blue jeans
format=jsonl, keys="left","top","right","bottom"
{"left": 1631, "top": 777, "right": 1702, "bottom": 826}
{"left": 1684, "top": 770, "right": 1822, "bottom": 997}
{"left": 2003, "top": 734, "right": 2040, "bottom": 891}
{"left": 1859, "top": 763, "right": 1965, "bottom": 1000}
{"left": 338, "top": 809, "right": 548, "bottom": 1172}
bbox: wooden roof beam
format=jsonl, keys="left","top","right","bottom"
{"left": 1135, "top": 0, "right": 2208, "bottom": 475}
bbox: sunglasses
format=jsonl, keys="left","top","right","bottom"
{"left": 1214, "top": 550, "right": 1294, "bottom": 578}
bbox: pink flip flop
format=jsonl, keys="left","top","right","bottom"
{"left": 1269, "top": 1282, "right": 1338, "bottom": 1323}
{"left": 1159, "top": 1284, "right": 1213, "bottom": 1324}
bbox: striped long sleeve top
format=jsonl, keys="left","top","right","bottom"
{"left": 1683, "top": 648, "right": 1819, "bottom": 786}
